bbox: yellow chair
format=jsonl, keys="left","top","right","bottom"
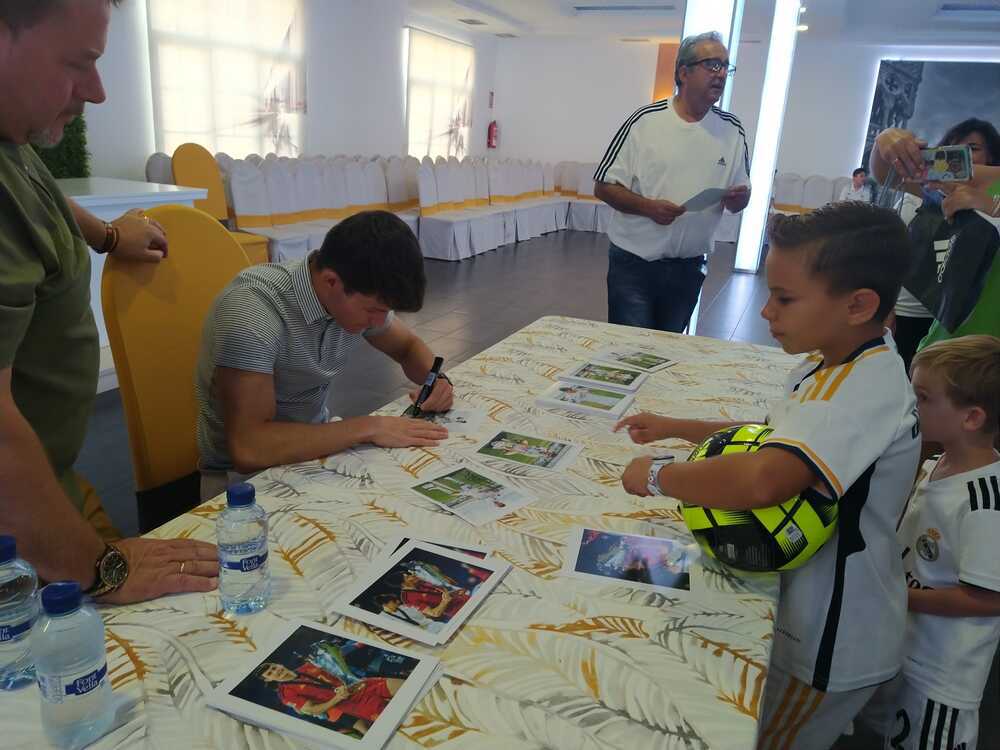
{"left": 102, "top": 204, "right": 250, "bottom": 531}
{"left": 171, "top": 142, "right": 270, "bottom": 265}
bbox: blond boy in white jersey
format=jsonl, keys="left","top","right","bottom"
{"left": 872, "top": 335, "right": 1000, "bottom": 750}
{"left": 617, "top": 203, "right": 922, "bottom": 749}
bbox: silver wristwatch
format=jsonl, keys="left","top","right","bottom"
{"left": 646, "top": 456, "right": 675, "bottom": 496}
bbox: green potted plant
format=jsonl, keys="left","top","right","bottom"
{"left": 32, "top": 115, "right": 90, "bottom": 178}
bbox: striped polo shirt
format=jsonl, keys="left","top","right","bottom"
{"left": 195, "top": 256, "right": 393, "bottom": 471}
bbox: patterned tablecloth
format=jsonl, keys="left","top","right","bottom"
{"left": 6, "top": 317, "right": 797, "bottom": 750}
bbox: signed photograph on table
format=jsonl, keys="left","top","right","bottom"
{"left": 557, "top": 362, "right": 648, "bottom": 393}
{"left": 592, "top": 345, "right": 676, "bottom": 374}
{"left": 334, "top": 541, "right": 510, "bottom": 646}
{"left": 474, "top": 430, "right": 584, "bottom": 471}
{"left": 207, "top": 620, "right": 439, "bottom": 750}
{"left": 409, "top": 466, "right": 537, "bottom": 526}
{"left": 536, "top": 381, "right": 635, "bottom": 419}
{"left": 562, "top": 527, "right": 698, "bottom": 595}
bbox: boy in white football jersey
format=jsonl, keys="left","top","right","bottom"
{"left": 617, "top": 203, "right": 922, "bottom": 749}
{"left": 875, "top": 335, "right": 1000, "bottom": 750}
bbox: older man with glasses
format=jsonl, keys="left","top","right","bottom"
{"left": 594, "top": 31, "right": 751, "bottom": 333}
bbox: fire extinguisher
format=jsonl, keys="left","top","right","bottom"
{"left": 487, "top": 120, "right": 499, "bottom": 149}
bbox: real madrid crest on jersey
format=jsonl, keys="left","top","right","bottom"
{"left": 916, "top": 528, "right": 941, "bottom": 561}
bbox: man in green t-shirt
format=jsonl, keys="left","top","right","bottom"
{"left": 918, "top": 170, "right": 1000, "bottom": 349}
{"left": 0, "top": 0, "right": 217, "bottom": 603}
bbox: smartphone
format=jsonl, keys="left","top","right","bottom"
{"left": 920, "top": 144, "right": 973, "bottom": 183}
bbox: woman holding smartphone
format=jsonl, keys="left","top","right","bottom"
{"left": 871, "top": 118, "right": 1000, "bottom": 368}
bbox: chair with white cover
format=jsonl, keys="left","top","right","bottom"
{"left": 487, "top": 161, "right": 517, "bottom": 245}
{"left": 457, "top": 160, "right": 502, "bottom": 254}
{"left": 559, "top": 162, "right": 579, "bottom": 197}
{"left": 416, "top": 163, "right": 472, "bottom": 261}
{"left": 289, "top": 158, "right": 339, "bottom": 242}
{"left": 773, "top": 173, "right": 805, "bottom": 214}
{"left": 368, "top": 160, "right": 418, "bottom": 235}
{"left": 319, "top": 159, "right": 351, "bottom": 223}
{"left": 246, "top": 153, "right": 264, "bottom": 166}
{"left": 145, "top": 152, "right": 173, "bottom": 184}
{"left": 802, "top": 175, "right": 834, "bottom": 211}
{"left": 228, "top": 159, "right": 309, "bottom": 261}
{"left": 832, "top": 176, "right": 852, "bottom": 203}
{"left": 386, "top": 158, "right": 410, "bottom": 210}
{"left": 543, "top": 163, "right": 569, "bottom": 230}
{"left": 262, "top": 159, "right": 328, "bottom": 253}
{"left": 404, "top": 157, "right": 420, "bottom": 207}
{"left": 344, "top": 160, "right": 369, "bottom": 215}
{"left": 569, "top": 162, "right": 599, "bottom": 231}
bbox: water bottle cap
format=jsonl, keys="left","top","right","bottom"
{"left": 0, "top": 535, "right": 15, "bottom": 564}
{"left": 226, "top": 482, "right": 256, "bottom": 507}
{"left": 41, "top": 581, "right": 82, "bottom": 615}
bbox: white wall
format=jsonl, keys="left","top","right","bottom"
{"left": 492, "top": 38, "right": 658, "bottom": 164}
{"left": 85, "top": 0, "right": 497, "bottom": 180}
{"left": 777, "top": 37, "right": 1000, "bottom": 178}
{"left": 87, "top": 0, "right": 156, "bottom": 180}
{"left": 303, "top": 1, "right": 496, "bottom": 158}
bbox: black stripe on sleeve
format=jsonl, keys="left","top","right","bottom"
{"left": 968, "top": 480, "right": 979, "bottom": 511}
{"left": 931, "top": 701, "right": 948, "bottom": 750}
{"left": 979, "top": 476, "right": 991, "bottom": 510}
{"left": 990, "top": 475, "right": 1000, "bottom": 507}
{"left": 919, "top": 699, "right": 935, "bottom": 749}
{"left": 593, "top": 100, "right": 670, "bottom": 183}
{"left": 713, "top": 107, "right": 751, "bottom": 176}
{"left": 946, "top": 707, "right": 958, "bottom": 750}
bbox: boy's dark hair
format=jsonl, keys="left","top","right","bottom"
{"left": 851, "top": 167, "right": 866, "bottom": 177}
{"left": 0, "top": 0, "right": 122, "bottom": 34}
{"left": 939, "top": 118, "right": 1000, "bottom": 166}
{"left": 315, "top": 211, "right": 425, "bottom": 313}
{"left": 767, "top": 202, "right": 910, "bottom": 321}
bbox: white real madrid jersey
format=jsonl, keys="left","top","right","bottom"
{"left": 594, "top": 100, "right": 751, "bottom": 261}
{"left": 898, "top": 457, "right": 1000, "bottom": 710}
{"left": 761, "top": 332, "right": 921, "bottom": 692}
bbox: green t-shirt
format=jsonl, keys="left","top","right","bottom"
{"left": 920, "top": 184, "right": 1000, "bottom": 348}
{"left": 0, "top": 143, "right": 99, "bottom": 511}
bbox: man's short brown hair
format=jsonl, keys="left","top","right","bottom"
{"left": 912, "top": 335, "right": 1000, "bottom": 435}
{"left": 0, "top": 0, "right": 121, "bottom": 34}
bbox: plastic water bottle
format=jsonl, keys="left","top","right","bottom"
{"left": 0, "top": 535, "right": 38, "bottom": 690}
{"left": 31, "top": 581, "right": 113, "bottom": 749}
{"left": 217, "top": 483, "right": 271, "bottom": 614}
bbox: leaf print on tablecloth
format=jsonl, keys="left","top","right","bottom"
{"left": 207, "top": 612, "right": 257, "bottom": 650}
{"left": 529, "top": 616, "right": 650, "bottom": 641}
{"left": 442, "top": 625, "right": 707, "bottom": 749}
{"left": 105, "top": 628, "right": 150, "bottom": 690}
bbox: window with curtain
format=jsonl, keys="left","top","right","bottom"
{"left": 147, "top": 0, "right": 306, "bottom": 158}
{"left": 406, "top": 29, "right": 475, "bottom": 160}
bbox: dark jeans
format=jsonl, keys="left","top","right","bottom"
{"left": 894, "top": 315, "right": 933, "bottom": 374}
{"left": 607, "top": 244, "right": 707, "bottom": 333}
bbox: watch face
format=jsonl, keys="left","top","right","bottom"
{"left": 99, "top": 548, "right": 129, "bottom": 587}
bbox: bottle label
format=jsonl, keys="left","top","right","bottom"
{"left": 37, "top": 662, "right": 108, "bottom": 705}
{"left": 0, "top": 619, "right": 32, "bottom": 642}
{"left": 222, "top": 545, "right": 267, "bottom": 573}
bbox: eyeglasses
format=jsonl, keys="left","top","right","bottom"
{"left": 687, "top": 57, "right": 736, "bottom": 76}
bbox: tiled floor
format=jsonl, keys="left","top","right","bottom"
{"left": 74, "top": 229, "right": 997, "bottom": 748}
